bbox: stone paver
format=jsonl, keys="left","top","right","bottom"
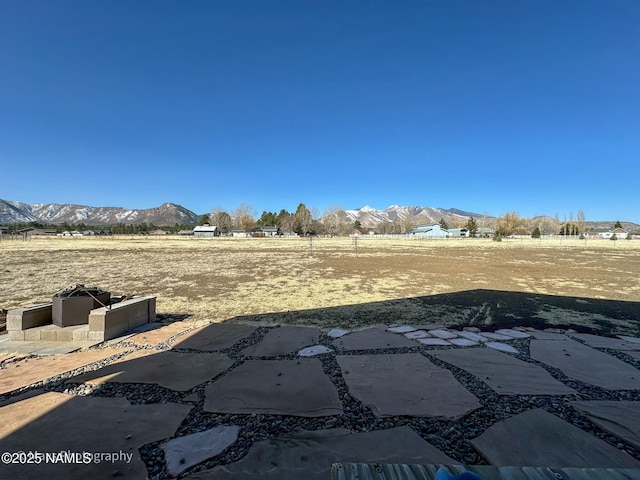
{"left": 333, "top": 327, "right": 416, "bottom": 350}
{"left": 619, "top": 335, "right": 640, "bottom": 344}
{"left": 242, "top": 326, "right": 320, "bottom": 357}
{"left": 204, "top": 359, "right": 342, "bottom": 417}
{"left": 530, "top": 339, "right": 640, "bottom": 390}
{"left": 337, "top": 353, "right": 481, "bottom": 419}
{"left": 161, "top": 425, "right": 240, "bottom": 477}
{"left": 0, "top": 348, "right": 128, "bottom": 395}
{"left": 479, "top": 332, "right": 512, "bottom": 341}
{"left": 298, "top": 345, "right": 332, "bottom": 357}
{"left": 414, "top": 324, "right": 445, "bottom": 331}
{"left": 571, "top": 401, "right": 640, "bottom": 450}
{"left": 172, "top": 323, "right": 256, "bottom": 351}
{"left": 69, "top": 350, "right": 234, "bottom": 391}
{"left": 432, "top": 348, "right": 575, "bottom": 395}
{"left": 471, "top": 409, "right": 640, "bottom": 467}
{"left": 327, "top": 328, "right": 350, "bottom": 338}
{"left": 405, "top": 330, "right": 431, "bottom": 340}
{"left": 187, "top": 427, "right": 458, "bottom": 480}
{"left": 570, "top": 333, "right": 640, "bottom": 351}
{"left": 0, "top": 391, "right": 191, "bottom": 480}
{"left": 485, "top": 342, "right": 519, "bottom": 354}
{"left": 528, "top": 330, "right": 569, "bottom": 340}
{"left": 128, "top": 321, "right": 193, "bottom": 346}
{"left": 448, "top": 338, "right": 478, "bottom": 347}
{"left": 495, "top": 329, "right": 531, "bottom": 339}
{"left": 417, "top": 337, "right": 450, "bottom": 346}
{"left": 429, "top": 329, "right": 458, "bottom": 340}
{"left": 387, "top": 325, "right": 416, "bottom": 333}
{"left": 456, "top": 331, "right": 489, "bottom": 342}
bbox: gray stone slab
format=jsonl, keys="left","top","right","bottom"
{"left": 173, "top": 323, "right": 257, "bottom": 351}
{"left": 0, "top": 391, "right": 191, "bottom": 480}
{"left": 619, "top": 335, "right": 640, "bottom": 344}
{"left": 242, "top": 326, "right": 320, "bottom": 357}
{"left": 479, "top": 332, "right": 512, "bottom": 341}
{"left": 571, "top": 333, "right": 640, "bottom": 351}
{"left": 429, "top": 329, "right": 458, "bottom": 340}
{"left": 485, "top": 342, "right": 519, "bottom": 354}
{"left": 161, "top": 425, "right": 240, "bottom": 477}
{"left": 404, "top": 330, "right": 431, "bottom": 340}
{"left": 571, "top": 401, "right": 640, "bottom": 450}
{"left": 298, "top": 345, "right": 332, "bottom": 357}
{"left": 333, "top": 327, "right": 416, "bottom": 350}
{"left": 69, "top": 351, "right": 234, "bottom": 391}
{"left": 495, "top": 329, "right": 531, "bottom": 339}
{"left": 414, "top": 324, "right": 445, "bottom": 331}
{"left": 530, "top": 339, "right": 640, "bottom": 390}
{"left": 337, "top": 353, "right": 481, "bottom": 419}
{"left": 456, "top": 331, "right": 489, "bottom": 342}
{"left": 448, "top": 338, "right": 478, "bottom": 347}
{"left": 471, "top": 408, "right": 640, "bottom": 467}
{"left": 204, "top": 359, "right": 342, "bottom": 417}
{"left": 417, "top": 337, "right": 450, "bottom": 346}
{"left": 387, "top": 325, "right": 416, "bottom": 333}
{"left": 327, "top": 328, "right": 350, "bottom": 338}
{"left": 528, "top": 330, "right": 569, "bottom": 340}
{"left": 432, "top": 348, "right": 575, "bottom": 395}
{"left": 186, "top": 426, "right": 458, "bottom": 480}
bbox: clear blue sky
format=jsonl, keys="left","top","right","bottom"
{"left": 1, "top": 1, "right": 638, "bottom": 222}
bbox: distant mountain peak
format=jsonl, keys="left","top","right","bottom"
{"left": 0, "top": 199, "right": 198, "bottom": 226}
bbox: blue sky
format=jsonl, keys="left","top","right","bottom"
{"left": 1, "top": 1, "right": 639, "bottom": 222}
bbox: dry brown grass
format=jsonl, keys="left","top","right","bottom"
{"left": 1, "top": 235, "right": 639, "bottom": 330}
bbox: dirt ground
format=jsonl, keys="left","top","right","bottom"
{"left": 1, "top": 236, "right": 639, "bottom": 336}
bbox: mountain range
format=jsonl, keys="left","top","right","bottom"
{"left": 0, "top": 199, "right": 198, "bottom": 226}
{"left": 1, "top": 199, "right": 637, "bottom": 231}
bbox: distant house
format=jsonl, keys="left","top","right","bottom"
{"left": 448, "top": 228, "right": 470, "bottom": 238}
{"left": 177, "top": 229, "right": 194, "bottom": 236}
{"left": 82, "top": 230, "right": 97, "bottom": 236}
{"left": 252, "top": 226, "right": 278, "bottom": 237}
{"left": 149, "top": 229, "right": 169, "bottom": 235}
{"left": 589, "top": 227, "right": 628, "bottom": 239}
{"left": 18, "top": 228, "right": 58, "bottom": 236}
{"left": 410, "top": 224, "right": 448, "bottom": 238}
{"left": 193, "top": 225, "right": 219, "bottom": 237}
{"left": 231, "top": 230, "right": 249, "bottom": 238}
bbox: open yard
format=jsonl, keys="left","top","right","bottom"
{"left": 1, "top": 236, "right": 639, "bottom": 336}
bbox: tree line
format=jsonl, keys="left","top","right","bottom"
{"left": 3, "top": 207, "right": 627, "bottom": 239}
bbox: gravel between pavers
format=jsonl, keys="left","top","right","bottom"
{"left": 3, "top": 327, "right": 640, "bottom": 479}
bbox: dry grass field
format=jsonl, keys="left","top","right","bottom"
{"left": 1, "top": 235, "right": 639, "bottom": 335}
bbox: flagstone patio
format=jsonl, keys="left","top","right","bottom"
{"left": 2, "top": 323, "right": 640, "bottom": 479}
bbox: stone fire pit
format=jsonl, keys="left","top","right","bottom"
{"left": 52, "top": 284, "right": 111, "bottom": 327}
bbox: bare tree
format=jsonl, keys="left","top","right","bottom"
{"left": 495, "top": 212, "right": 528, "bottom": 236}
{"left": 322, "top": 205, "right": 348, "bottom": 236}
{"left": 210, "top": 207, "right": 233, "bottom": 234}
{"left": 577, "top": 210, "right": 586, "bottom": 236}
{"left": 233, "top": 204, "right": 255, "bottom": 233}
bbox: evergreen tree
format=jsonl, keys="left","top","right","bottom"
{"left": 615, "top": 220, "right": 622, "bottom": 228}
{"left": 198, "top": 214, "right": 210, "bottom": 226}
{"left": 531, "top": 226, "right": 541, "bottom": 238}
{"left": 464, "top": 217, "right": 478, "bottom": 237}
{"left": 439, "top": 218, "right": 449, "bottom": 230}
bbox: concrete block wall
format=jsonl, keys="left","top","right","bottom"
{"left": 88, "top": 296, "right": 156, "bottom": 341}
{"left": 7, "top": 303, "right": 53, "bottom": 332}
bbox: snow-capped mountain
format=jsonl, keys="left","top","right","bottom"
{"left": 0, "top": 199, "right": 198, "bottom": 226}
{"left": 344, "top": 205, "right": 484, "bottom": 228}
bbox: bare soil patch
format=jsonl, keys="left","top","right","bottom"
{"left": 1, "top": 236, "right": 639, "bottom": 335}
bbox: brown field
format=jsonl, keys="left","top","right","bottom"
{"left": 1, "top": 236, "right": 639, "bottom": 335}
